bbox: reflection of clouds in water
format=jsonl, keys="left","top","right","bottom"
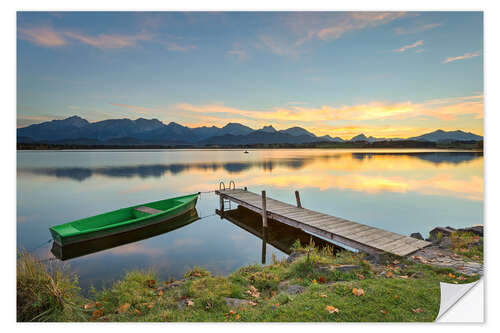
{"left": 105, "top": 243, "right": 163, "bottom": 257}
{"left": 243, "top": 173, "right": 483, "bottom": 201}
{"left": 171, "top": 238, "right": 204, "bottom": 247}
{"left": 19, "top": 151, "right": 483, "bottom": 201}
{"left": 18, "top": 152, "right": 483, "bottom": 182}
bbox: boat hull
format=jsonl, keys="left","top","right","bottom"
{"left": 49, "top": 193, "right": 198, "bottom": 246}
{"left": 51, "top": 209, "right": 200, "bottom": 260}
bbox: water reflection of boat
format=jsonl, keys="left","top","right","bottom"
{"left": 51, "top": 209, "right": 200, "bottom": 260}
{"left": 217, "top": 206, "right": 343, "bottom": 262}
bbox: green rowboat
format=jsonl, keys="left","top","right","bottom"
{"left": 49, "top": 193, "right": 199, "bottom": 246}
{"left": 51, "top": 210, "right": 200, "bottom": 260}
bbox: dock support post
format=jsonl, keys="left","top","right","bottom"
{"left": 261, "top": 227, "right": 267, "bottom": 264}
{"left": 295, "top": 190, "right": 302, "bottom": 208}
{"left": 261, "top": 190, "right": 268, "bottom": 228}
{"left": 219, "top": 195, "right": 225, "bottom": 219}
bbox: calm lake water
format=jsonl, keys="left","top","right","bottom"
{"left": 17, "top": 149, "right": 483, "bottom": 291}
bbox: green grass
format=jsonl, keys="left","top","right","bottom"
{"left": 16, "top": 250, "right": 87, "bottom": 321}
{"left": 17, "top": 244, "right": 481, "bottom": 322}
{"left": 450, "top": 231, "right": 483, "bottom": 262}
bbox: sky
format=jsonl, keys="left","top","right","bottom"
{"left": 17, "top": 11, "right": 483, "bottom": 139}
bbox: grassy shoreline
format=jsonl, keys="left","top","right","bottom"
{"left": 17, "top": 239, "right": 481, "bottom": 322}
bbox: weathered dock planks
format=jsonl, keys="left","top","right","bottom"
{"left": 215, "top": 188, "right": 431, "bottom": 256}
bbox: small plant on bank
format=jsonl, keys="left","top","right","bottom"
{"left": 16, "top": 250, "right": 84, "bottom": 322}
{"left": 450, "top": 231, "right": 483, "bottom": 262}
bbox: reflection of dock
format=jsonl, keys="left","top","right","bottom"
{"left": 216, "top": 189, "right": 430, "bottom": 256}
{"left": 216, "top": 206, "right": 341, "bottom": 255}
{"left": 51, "top": 210, "right": 200, "bottom": 260}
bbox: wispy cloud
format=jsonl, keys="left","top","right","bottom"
{"left": 166, "top": 42, "right": 197, "bottom": 52}
{"left": 260, "top": 12, "right": 407, "bottom": 57}
{"left": 393, "top": 40, "right": 423, "bottom": 52}
{"left": 394, "top": 23, "right": 442, "bottom": 35}
{"left": 312, "top": 12, "right": 407, "bottom": 42}
{"left": 175, "top": 94, "right": 483, "bottom": 125}
{"left": 227, "top": 49, "right": 248, "bottom": 62}
{"left": 64, "top": 31, "right": 152, "bottom": 49}
{"left": 19, "top": 27, "right": 67, "bottom": 47}
{"left": 259, "top": 35, "right": 301, "bottom": 57}
{"left": 442, "top": 51, "right": 481, "bottom": 64}
{"left": 19, "top": 25, "right": 153, "bottom": 49}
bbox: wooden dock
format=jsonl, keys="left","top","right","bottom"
{"left": 215, "top": 188, "right": 431, "bottom": 256}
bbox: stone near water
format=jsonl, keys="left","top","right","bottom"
{"left": 287, "top": 251, "right": 304, "bottom": 263}
{"left": 225, "top": 298, "right": 251, "bottom": 308}
{"left": 439, "top": 237, "right": 452, "bottom": 249}
{"left": 286, "top": 285, "right": 306, "bottom": 295}
{"left": 335, "top": 264, "right": 361, "bottom": 273}
{"left": 410, "top": 232, "right": 424, "bottom": 240}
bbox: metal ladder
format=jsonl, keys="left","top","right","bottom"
{"left": 219, "top": 180, "right": 236, "bottom": 210}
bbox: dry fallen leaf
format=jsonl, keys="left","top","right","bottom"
{"left": 116, "top": 303, "right": 131, "bottom": 314}
{"left": 394, "top": 295, "right": 398, "bottom": 299}
{"left": 380, "top": 309, "right": 388, "bottom": 315}
{"left": 412, "top": 308, "right": 423, "bottom": 313}
{"left": 320, "top": 294, "right": 328, "bottom": 298}
{"left": 157, "top": 289, "right": 164, "bottom": 296}
{"left": 92, "top": 309, "right": 104, "bottom": 319}
{"left": 271, "top": 291, "right": 277, "bottom": 297}
{"left": 325, "top": 305, "right": 339, "bottom": 314}
{"left": 319, "top": 276, "right": 327, "bottom": 284}
{"left": 246, "top": 285, "right": 260, "bottom": 298}
{"left": 355, "top": 272, "right": 365, "bottom": 280}
{"left": 249, "top": 301, "right": 257, "bottom": 306}
{"left": 187, "top": 300, "right": 194, "bottom": 307}
{"left": 95, "top": 301, "right": 103, "bottom": 308}
{"left": 385, "top": 271, "right": 394, "bottom": 278}
{"left": 399, "top": 275, "right": 409, "bottom": 279}
{"left": 84, "top": 302, "right": 95, "bottom": 310}
{"left": 352, "top": 288, "right": 365, "bottom": 296}
{"left": 206, "top": 301, "right": 212, "bottom": 310}
{"left": 457, "top": 276, "right": 466, "bottom": 281}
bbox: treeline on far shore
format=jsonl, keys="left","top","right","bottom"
{"left": 17, "top": 140, "right": 483, "bottom": 151}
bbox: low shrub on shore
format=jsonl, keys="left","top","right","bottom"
{"left": 450, "top": 231, "right": 483, "bottom": 262}
{"left": 16, "top": 250, "right": 85, "bottom": 321}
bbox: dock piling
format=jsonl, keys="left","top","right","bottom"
{"left": 295, "top": 190, "right": 302, "bottom": 208}
{"left": 261, "top": 190, "right": 268, "bottom": 228}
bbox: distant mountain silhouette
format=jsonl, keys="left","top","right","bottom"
{"left": 17, "top": 116, "right": 483, "bottom": 146}
{"left": 409, "top": 129, "right": 483, "bottom": 142}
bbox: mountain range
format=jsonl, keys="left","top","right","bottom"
{"left": 17, "top": 116, "right": 483, "bottom": 146}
